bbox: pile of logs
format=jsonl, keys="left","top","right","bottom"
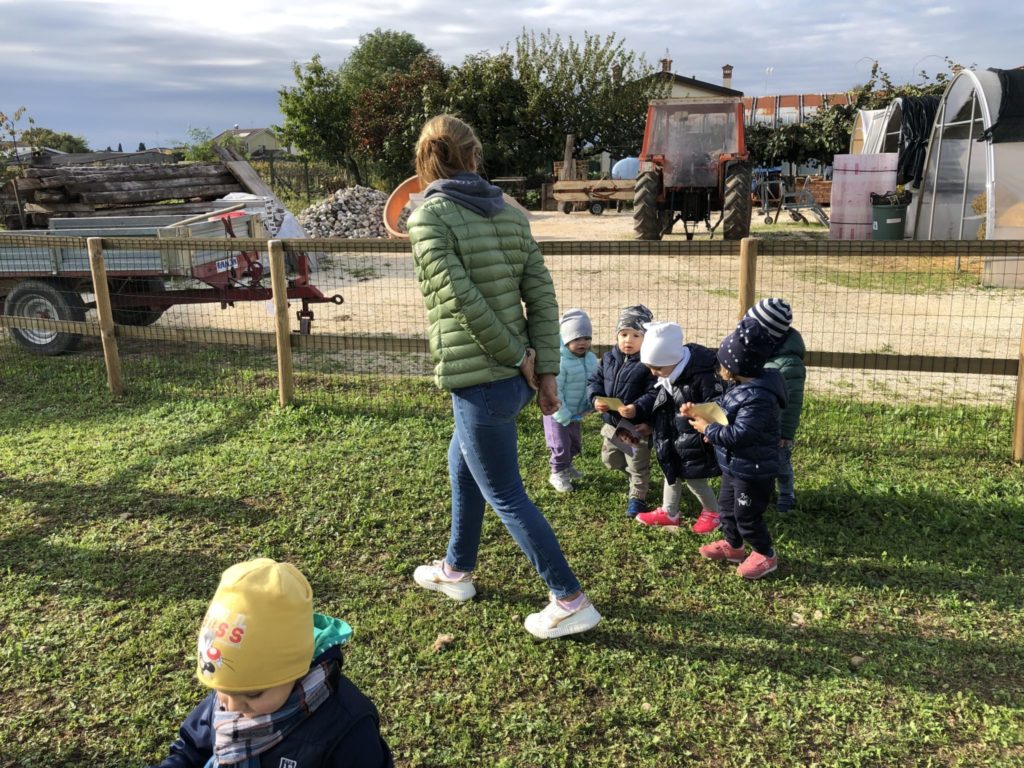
{"left": 1, "top": 162, "right": 250, "bottom": 229}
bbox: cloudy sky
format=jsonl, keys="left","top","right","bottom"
{"left": 3, "top": 0, "right": 1022, "bottom": 151}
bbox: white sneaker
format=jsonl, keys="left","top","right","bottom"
{"left": 524, "top": 594, "right": 602, "bottom": 640}
{"left": 413, "top": 560, "right": 476, "bottom": 602}
{"left": 567, "top": 464, "right": 583, "bottom": 480}
{"left": 548, "top": 470, "right": 573, "bottom": 492}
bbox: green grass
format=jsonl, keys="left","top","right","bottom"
{"left": 0, "top": 348, "right": 1022, "bottom": 767}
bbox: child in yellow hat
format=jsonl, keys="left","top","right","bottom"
{"left": 148, "top": 558, "right": 393, "bottom": 768}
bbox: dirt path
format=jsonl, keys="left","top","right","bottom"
{"left": 152, "top": 211, "right": 1022, "bottom": 404}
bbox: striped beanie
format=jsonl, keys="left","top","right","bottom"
{"left": 616, "top": 304, "right": 654, "bottom": 333}
{"left": 746, "top": 298, "right": 792, "bottom": 341}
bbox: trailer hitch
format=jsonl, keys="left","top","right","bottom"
{"left": 296, "top": 294, "right": 343, "bottom": 334}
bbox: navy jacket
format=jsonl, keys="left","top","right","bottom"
{"left": 150, "top": 646, "right": 393, "bottom": 768}
{"left": 586, "top": 347, "right": 658, "bottom": 427}
{"left": 650, "top": 344, "right": 724, "bottom": 485}
{"left": 704, "top": 369, "right": 788, "bottom": 480}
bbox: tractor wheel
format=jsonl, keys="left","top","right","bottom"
{"left": 633, "top": 171, "right": 663, "bottom": 240}
{"left": 588, "top": 201, "right": 605, "bottom": 216}
{"left": 660, "top": 211, "right": 675, "bottom": 235}
{"left": 6, "top": 280, "right": 86, "bottom": 355}
{"left": 111, "top": 278, "right": 167, "bottom": 326}
{"left": 722, "top": 162, "right": 753, "bottom": 240}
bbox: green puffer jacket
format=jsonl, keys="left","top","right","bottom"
{"left": 764, "top": 327, "right": 806, "bottom": 440}
{"left": 408, "top": 197, "right": 560, "bottom": 391}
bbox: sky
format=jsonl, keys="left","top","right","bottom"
{"left": 3, "top": 0, "right": 1022, "bottom": 151}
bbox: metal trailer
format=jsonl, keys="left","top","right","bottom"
{"left": 551, "top": 178, "right": 635, "bottom": 215}
{"left": 0, "top": 209, "right": 341, "bottom": 355}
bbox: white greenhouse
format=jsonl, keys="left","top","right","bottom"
{"left": 914, "top": 67, "right": 1024, "bottom": 243}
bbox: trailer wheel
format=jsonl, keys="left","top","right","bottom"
{"left": 633, "top": 171, "right": 663, "bottom": 240}
{"left": 111, "top": 278, "right": 167, "bottom": 326}
{"left": 722, "top": 162, "right": 753, "bottom": 240}
{"left": 5, "top": 280, "right": 86, "bottom": 355}
{"left": 561, "top": 202, "right": 573, "bottom": 215}
{"left": 588, "top": 201, "right": 605, "bottom": 216}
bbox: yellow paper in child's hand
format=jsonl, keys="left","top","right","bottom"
{"left": 594, "top": 396, "right": 625, "bottom": 410}
{"left": 688, "top": 402, "right": 728, "bottom": 425}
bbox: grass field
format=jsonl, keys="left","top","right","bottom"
{"left": 0, "top": 348, "right": 1022, "bottom": 767}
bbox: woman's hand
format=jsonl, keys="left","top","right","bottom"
{"left": 519, "top": 348, "right": 539, "bottom": 391}
{"left": 618, "top": 404, "right": 637, "bottom": 419}
{"left": 594, "top": 399, "right": 610, "bottom": 413}
{"left": 537, "top": 374, "right": 561, "bottom": 416}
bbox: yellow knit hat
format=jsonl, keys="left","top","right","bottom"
{"left": 196, "top": 558, "right": 314, "bottom": 692}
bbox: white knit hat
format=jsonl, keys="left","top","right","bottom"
{"left": 559, "top": 308, "right": 593, "bottom": 344}
{"left": 746, "top": 298, "right": 792, "bottom": 341}
{"left": 640, "top": 322, "right": 686, "bottom": 367}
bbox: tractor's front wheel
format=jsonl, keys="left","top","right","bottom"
{"left": 633, "top": 171, "right": 663, "bottom": 241}
{"left": 722, "top": 162, "right": 753, "bottom": 240}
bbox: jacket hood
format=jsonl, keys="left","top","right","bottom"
{"left": 776, "top": 328, "right": 806, "bottom": 358}
{"left": 312, "top": 612, "right": 352, "bottom": 658}
{"left": 748, "top": 368, "right": 789, "bottom": 408}
{"left": 423, "top": 171, "right": 505, "bottom": 218}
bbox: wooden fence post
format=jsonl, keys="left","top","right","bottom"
{"left": 1013, "top": 320, "right": 1024, "bottom": 461}
{"left": 738, "top": 237, "right": 759, "bottom": 320}
{"left": 268, "top": 240, "right": 295, "bottom": 406}
{"left": 87, "top": 237, "right": 124, "bottom": 396}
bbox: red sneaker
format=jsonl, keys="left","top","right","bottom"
{"left": 736, "top": 551, "right": 778, "bottom": 580}
{"left": 699, "top": 539, "right": 746, "bottom": 563}
{"left": 691, "top": 509, "right": 721, "bottom": 534}
{"left": 635, "top": 507, "right": 681, "bottom": 527}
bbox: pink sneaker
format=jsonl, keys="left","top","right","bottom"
{"left": 736, "top": 551, "right": 778, "bottom": 580}
{"left": 691, "top": 509, "right": 721, "bottom": 534}
{"left": 699, "top": 539, "right": 746, "bottom": 563}
{"left": 635, "top": 507, "right": 680, "bottom": 527}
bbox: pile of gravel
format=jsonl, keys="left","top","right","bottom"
{"left": 297, "top": 186, "right": 389, "bottom": 238}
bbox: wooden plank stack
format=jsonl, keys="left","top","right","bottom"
{"left": 1, "top": 162, "right": 248, "bottom": 229}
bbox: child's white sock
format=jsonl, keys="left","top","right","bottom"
{"left": 441, "top": 561, "right": 469, "bottom": 581}
{"left": 557, "top": 593, "right": 588, "bottom": 612}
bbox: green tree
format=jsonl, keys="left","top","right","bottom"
{"left": 350, "top": 54, "right": 447, "bottom": 189}
{"left": 21, "top": 127, "right": 89, "bottom": 153}
{"left": 511, "top": 30, "right": 663, "bottom": 174}
{"left": 172, "top": 127, "right": 244, "bottom": 162}
{"left": 278, "top": 54, "right": 355, "bottom": 178}
{"left": 436, "top": 52, "right": 529, "bottom": 178}
{"left": 340, "top": 28, "right": 430, "bottom": 97}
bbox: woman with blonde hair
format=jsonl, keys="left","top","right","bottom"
{"left": 408, "top": 114, "right": 601, "bottom": 640}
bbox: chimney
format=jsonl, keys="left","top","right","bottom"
{"left": 722, "top": 64, "right": 734, "bottom": 90}
{"left": 659, "top": 54, "right": 672, "bottom": 74}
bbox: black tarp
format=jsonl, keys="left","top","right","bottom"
{"left": 981, "top": 68, "right": 1024, "bottom": 143}
{"left": 897, "top": 96, "right": 940, "bottom": 188}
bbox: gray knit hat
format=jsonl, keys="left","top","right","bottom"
{"left": 616, "top": 304, "right": 654, "bottom": 333}
{"left": 746, "top": 298, "right": 792, "bottom": 341}
{"left": 559, "top": 308, "right": 593, "bottom": 344}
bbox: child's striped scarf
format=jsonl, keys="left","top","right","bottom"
{"left": 207, "top": 661, "right": 332, "bottom": 767}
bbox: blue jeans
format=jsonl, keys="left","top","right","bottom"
{"left": 776, "top": 442, "right": 795, "bottom": 510}
{"left": 446, "top": 376, "right": 581, "bottom": 599}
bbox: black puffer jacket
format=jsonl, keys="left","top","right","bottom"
{"left": 586, "top": 347, "right": 658, "bottom": 427}
{"left": 650, "top": 344, "right": 724, "bottom": 484}
{"left": 704, "top": 369, "right": 788, "bottom": 480}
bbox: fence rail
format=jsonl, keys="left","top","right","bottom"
{"left": 2, "top": 234, "right": 1023, "bottom": 458}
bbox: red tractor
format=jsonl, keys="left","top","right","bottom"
{"left": 634, "top": 97, "right": 752, "bottom": 241}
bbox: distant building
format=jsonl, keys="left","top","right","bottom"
{"left": 651, "top": 59, "right": 744, "bottom": 99}
{"left": 212, "top": 127, "right": 290, "bottom": 156}
{"left": 744, "top": 92, "right": 855, "bottom": 127}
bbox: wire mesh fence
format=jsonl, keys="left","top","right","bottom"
{"left": 1, "top": 233, "right": 1022, "bottom": 458}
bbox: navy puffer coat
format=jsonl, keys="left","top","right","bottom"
{"left": 650, "top": 344, "right": 724, "bottom": 484}
{"left": 704, "top": 369, "right": 788, "bottom": 480}
{"left": 586, "top": 347, "right": 658, "bottom": 427}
